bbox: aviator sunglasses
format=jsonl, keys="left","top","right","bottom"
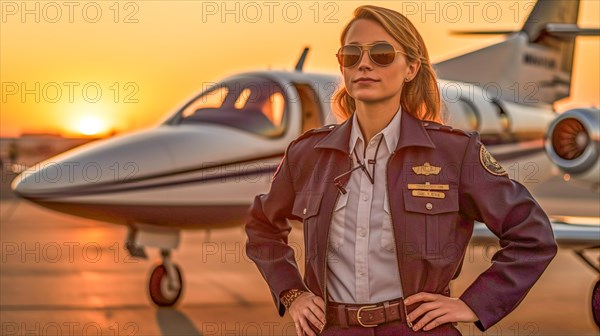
{"left": 336, "top": 42, "right": 406, "bottom": 67}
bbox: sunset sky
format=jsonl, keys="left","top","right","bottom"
{"left": 1, "top": 0, "right": 598, "bottom": 137}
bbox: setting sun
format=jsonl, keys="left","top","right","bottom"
{"left": 77, "top": 116, "right": 107, "bottom": 136}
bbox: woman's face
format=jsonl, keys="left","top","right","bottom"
{"left": 341, "top": 19, "right": 419, "bottom": 105}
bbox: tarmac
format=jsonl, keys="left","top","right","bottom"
{"left": 1, "top": 168, "right": 599, "bottom": 335}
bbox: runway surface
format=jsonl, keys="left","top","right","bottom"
{"left": 1, "top": 172, "right": 598, "bottom": 335}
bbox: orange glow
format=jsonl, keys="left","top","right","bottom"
{"left": 235, "top": 89, "right": 252, "bottom": 109}
{"left": 77, "top": 116, "right": 107, "bottom": 136}
{"left": 551, "top": 216, "right": 600, "bottom": 226}
{"left": 1, "top": 1, "right": 598, "bottom": 138}
{"left": 262, "top": 92, "right": 285, "bottom": 127}
{"left": 182, "top": 87, "right": 228, "bottom": 118}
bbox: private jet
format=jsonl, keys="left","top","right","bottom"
{"left": 11, "top": 0, "right": 599, "bottom": 321}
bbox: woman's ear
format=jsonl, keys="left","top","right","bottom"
{"left": 407, "top": 59, "right": 421, "bottom": 80}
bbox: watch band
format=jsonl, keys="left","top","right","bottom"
{"left": 281, "top": 289, "right": 307, "bottom": 309}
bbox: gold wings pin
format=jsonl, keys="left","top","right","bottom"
{"left": 412, "top": 162, "right": 441, "bottom": 176}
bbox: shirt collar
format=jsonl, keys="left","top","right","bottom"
{"left": 349, "top": 105, "right": 402, "bottom": 155}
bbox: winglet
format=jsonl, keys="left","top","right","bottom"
{"left": 295, "top": 47, "right": 309, "bottom": 72}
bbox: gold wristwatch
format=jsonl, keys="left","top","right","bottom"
{"left": 280, "top": 289, "right": 307, "bottom": 309}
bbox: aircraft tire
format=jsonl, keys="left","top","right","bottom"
{"left": 593, "top": 279, "right": 600, "bottom": 329}
{"left": 149, "top": 263, "right": 183, "bottom": 307}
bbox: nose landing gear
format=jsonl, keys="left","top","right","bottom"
{"left": 149, "top": 249, "right": 183, "bottom": 307}
{"left": 126, "top": 225, "right": 183, "bottom": 306}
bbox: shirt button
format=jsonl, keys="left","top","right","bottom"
{"left": 362, "top": 195, "right": 369, "bottom": 201}
{"left": 426, "top": 202, "right": 433, "bottom": 210}
{"left": 359, "top": 230, "right": 366, "bottom": 237}
{"left": 303, "top": 208, "right": 307, "bottom": 214}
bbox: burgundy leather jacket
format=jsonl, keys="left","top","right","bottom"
{"left": 245, "top": 111, "right": 557, "bottom": 331}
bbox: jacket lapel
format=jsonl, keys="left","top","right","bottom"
{"left": 396, "top": 111, "right": 436, "bottom": 151}
{"left": 314, "top": 117, "right": 352, "bottom": 154}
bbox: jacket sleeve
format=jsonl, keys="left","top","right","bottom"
{"left": 458, "top": 133, "right": 558, "bottom": 331}
{"left": 244, "top": 141, "right": 308, "bottom": 317}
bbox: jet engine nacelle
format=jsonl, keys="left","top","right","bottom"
{"left": 545, "top": 108, "right": 600, "bottom": 188}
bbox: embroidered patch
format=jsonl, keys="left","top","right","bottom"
{"left": 479, "top": 145, "right": 507, "bottom": 176}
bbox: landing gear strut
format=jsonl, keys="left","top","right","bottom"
{"left": 125, "top": 225, "right": 182, "bottom": 306}
{"left": 574, "top": 246, "right": 600, "bottom": 329}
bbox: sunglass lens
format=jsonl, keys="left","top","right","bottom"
{"left": 338, "top": 45, "right": 361, "bottom": 67}
{"left": 370, "top": 43, "right": 396, "bottom": 66}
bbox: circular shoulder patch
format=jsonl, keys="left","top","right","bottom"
{"left": 479, "top": 145, "right": 507, "bottom": 176}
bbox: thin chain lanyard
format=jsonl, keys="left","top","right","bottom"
{"left": 334, "top": 134, "right": 385, "bottom": 194}
{"left": 352, "top": 134, "right": 384, "bottom": 185}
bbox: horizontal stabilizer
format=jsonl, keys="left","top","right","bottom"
{"left": 450, "top": 30, "right": 517, "bottom": 35}
{"left": 450, "top": 24, "right": 599, "bottom": 38}
{"left": 544, "top": 23, "right": 600, "bottom": 38}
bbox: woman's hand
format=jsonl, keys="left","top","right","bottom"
{"left": 288, "top": 291, "right": 326, "bottom": 336}
{"left": 404, "top": 292, "right": 478, "bottom": 332}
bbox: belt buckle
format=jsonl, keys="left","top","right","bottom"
{"left": 356, "top": 304, "right": 378, "bottom": 328}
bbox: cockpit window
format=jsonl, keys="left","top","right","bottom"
{"left": 182, "top": 87, "right": 229, "bottom": 118}
{"left": 234, "top": 88, "right": 251, "bottom": 109}
{"left": 263, "top": 92, "right": 285, "bottom": 126}
{"left": 175, "top": 76, "right": 287, "bottom": 138}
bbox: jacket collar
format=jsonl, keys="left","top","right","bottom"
{"left": 350, "top": 106, "right": 402, "bottom": 155}
{"left": 315, "top": 110, "right": 436, "bottom": 154}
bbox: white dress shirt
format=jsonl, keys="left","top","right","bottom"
{"left": 327, "top": 107, "right": 404, "bottom": 304}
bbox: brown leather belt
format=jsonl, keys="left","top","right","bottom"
{"left": 326, "top": 297, "right": 410, "bottom": 328}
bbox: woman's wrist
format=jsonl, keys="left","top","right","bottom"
{"left": 280, "top": 289, "right": 307, "bottom": 309}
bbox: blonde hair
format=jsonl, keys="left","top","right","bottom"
{"left": 332, "top": 5, "right": 442, "bottom": 123}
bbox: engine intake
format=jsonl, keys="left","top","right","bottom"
{"left": 545, "top": 108, "right": 599, "bottom": 182}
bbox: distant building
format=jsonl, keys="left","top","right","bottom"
{"left": 0, "top": 133, "right": 97, "bottom": 167}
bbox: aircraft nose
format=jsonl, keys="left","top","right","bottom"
{"left": 10, "top": 162, "right": 82, "bottom": 199}
{"left": 10, "top": 158, "right": 114, "bottom": 199}
{"left": 11, "top": 167, "right": 39, "bottom": 198}
{"left": 10, "top": 131, "right": 175, "bottom": 200}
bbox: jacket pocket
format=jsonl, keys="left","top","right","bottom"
{"left": 292, "top": 192, "right": 323, "bottom": 259}
{"left": 381, "top": 192, "right": 395, "bottom": 252}
{"left": 403, "top": 188, "right": 459, "bottom": 259}
{"left": 292, "top": 192, "right": 323, "bottom": 220}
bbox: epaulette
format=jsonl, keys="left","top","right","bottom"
{"left": 295, "top": 124, "right": 337, "bottom": 142}
{"left": 422, "top": 121, "right": 472, "bottom": 137}
{"left": 275, "top": 125, "right": 337, "bottom": 180}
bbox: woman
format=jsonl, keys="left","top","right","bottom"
{"left": 245, "top": 5, "right": 557, "bottom": 336}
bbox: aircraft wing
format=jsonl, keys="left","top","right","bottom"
{"left": 471, "top": 217, "right": 600, "bottom": 249}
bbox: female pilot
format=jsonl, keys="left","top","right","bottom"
{"left": 245, "top": 5, "right": 557, "bottom": 336}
